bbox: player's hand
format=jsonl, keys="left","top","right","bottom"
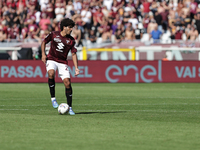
{"left": 75, "top": 68, "right": 80, "bottom": 76}
{"left": 42, "top": 55, "right": 46, "bottom": 64}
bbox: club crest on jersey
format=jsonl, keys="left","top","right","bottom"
{"left": 66, "top": 40, "right": 70, "bottom": 44}
{"left": 54, "top": 38, "right": 61, "bottom": 42}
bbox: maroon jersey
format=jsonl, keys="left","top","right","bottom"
{"left": 44, "top": 31, "right": 77, "bottom": 65}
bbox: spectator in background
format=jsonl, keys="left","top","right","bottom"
{"left": 27, "top": 19, "right": 40, "bottom": 41}
{"left": 71, "top": 24, "right": 83, "bottom": 47}
{"left": 142, "top": 13, "right": 150, "bottom": 33}
{"left": 124, "top": 23, "right": 134, "bottom": 41}
{"left": 88, "top": 29, "right": 97, "bottom": 43}
{"left": 65, "top": 0, "right": 73, "bottom": 18}
{"left": 98, "top": 19, "right": 112, "bottom": 42}
{"left": 186, "top": 25, "right": 198, "bottom": 42}
{"left": 174, "top": 14, "right": 184, "bottom": 27}
{"left": 124, "top": 0, "right": 136, "bottom": 13}
{"left": 90, "top": 19, "right": 98, "bottom": 35}
{"left": 150, "top": 1, "right": 158, "bottom": 15}
{"left": 73, "top": 0, "right": 82, "bottom": 13}
{"left": 6, "top": 0, "right": 16, "bottom": 9}
{"left": 176, "top": 0, "right": 184, "bottom": 16}
{"left": 134, "top": 23, "right": 143, "bottom": 40}
{"left": 154, "top": 11, "right": 163, "bottom": 33}
{"left": 170, "top": 21, "right": 178, "bottom": 40}
{"left": 195, "top": 12, "right": 200, "bottom": 34}
{"left": 141, "top": 0, "right": 150, "bottom": 17}
{"left": 16, "top": 0, "right": 26, "bottom": 10}
{"left": 5, "top": 6, "right": 16, "bottom": 27}
{"left": 103, "top": 0, "right": 113, "bottom": 11}
{"left": 0, "top": 29, "right": 7, "bottom": 42}
{"left": 81, "top": 5, "right": 92, "bottom": 33}
{"left": 183, "top": 13, "right": 192, "bottom": 27}
{"left": 123, "top": 11, "right": 131, "bottom": 25}
{"left": 21, "top": 24, "right": 28, "bottom": 41}
{"left": 168, "top": 7, "right": 176, "bottom": 28}
{"left": 52, "top": 19, "right": 60, "bottom": 31}
{"left": 102, "top": 5, "right": 110, "bottom": 20}
{"left": 46, "top": 1, "right": 55, "bottom": 22}
{"left": 185, "top": 23, "right": 192, "bottom": 37}
{"left": 147, "top": 19, "right": 157, "bottom": 34}
{"left": 111, "top": 19, "right": 118, "bottom": 35}
{"left": 14, "top": 5, "right": 25, "bottom": 26}
{"left": 7, "top": 23, "right": 20, "bottom": 41}
{"left": 162, "top": 54, "right": 169, "bottom": 61}
{"left": 111, "top": 0, "right": 121, "bottom": 14}
{"left": 115, "top": 29, "right": 123, "bottom": 43}
{"left": 128, "top": 13, "right": 138, "bottom": 29}
{"left": 93, "top": 6, "right": 104, "bottom": 26}
{"left": 39, "top": 13, "right": 51, "bottom": 31}
{"left": 181, "top": 2, "right": 190, "bottom": 17}
{"left": 160, "top": 9, "right": 169, "bottom": 33}
{"left": 149, "top": 25, "right": 162, "bottom": 43}
{"left": 190, "top": 0, "right": 198, "bottom": 20}
{"left": 54, "top": 0, "right": 65, "bottom": 22}
{"left": 174, "top": 26, "right": 184, "bottom": 40}
{"left": 26, "top": 0, "right": 38, "bottom": 11}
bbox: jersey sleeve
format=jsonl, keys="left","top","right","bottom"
{"left": 71, "top": 40, "right": 77, "bottom": 53}
{"left": 44, "top": 32, "right": 53, "bottom": 44}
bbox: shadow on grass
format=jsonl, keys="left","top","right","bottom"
{"left": 76, "top": 111, "right": 126, "bottom": 115}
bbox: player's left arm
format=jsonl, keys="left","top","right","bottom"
{"left": 72, "top": 52, "right": 80, "bottom": 76}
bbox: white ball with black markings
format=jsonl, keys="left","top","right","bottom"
{"left": 58, "top": 103, "right": 69, "bottom": 114}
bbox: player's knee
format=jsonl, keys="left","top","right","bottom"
{"left": 48, "top": 70, "right": 55, "bottom": 79}
{"left": 63, "top": 79, "right": 71, "bottom": 88}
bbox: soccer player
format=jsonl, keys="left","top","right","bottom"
{"left": 41, "top": 18, "right": 80, "bottom": 115}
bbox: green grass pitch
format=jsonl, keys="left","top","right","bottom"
{"left": 0, "top": 83, "right": 200, "bottom": 150}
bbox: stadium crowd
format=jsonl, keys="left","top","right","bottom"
{"left": 0, "top": 0, "right": 200, "bottom": 46}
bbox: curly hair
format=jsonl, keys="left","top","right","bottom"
{"left": 60, "top": 18, "right": 75, "bottom": 31}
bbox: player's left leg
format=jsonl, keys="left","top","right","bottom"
{"left": 58, "top": 63, "right": 75, "bottom": 115}
{"left": 63, "top": 78, "right": 75, "bottom": 115}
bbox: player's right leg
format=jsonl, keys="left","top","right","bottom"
{"left": 46, "top": 60, "right": 58, "bottom": 108}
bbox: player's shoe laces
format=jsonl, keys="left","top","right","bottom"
{"left": 68, "top": 107, "right": 75, "bottom": 115}
{"left": 52, "top": 99, "right": 58, "bottom": 108}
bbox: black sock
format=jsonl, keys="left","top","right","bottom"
{"left": 65, "top": 86, "right": 72, "bottom": 107}
{"left": 48, "top": 78, "right": 55, "bottom": 98}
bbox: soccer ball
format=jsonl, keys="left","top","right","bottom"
{"left": 58, "top": 103, "right": 69, "bottom": 114}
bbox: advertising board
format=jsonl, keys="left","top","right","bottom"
{"left": 0, "top": 60, "right": 200, "bottom": 83}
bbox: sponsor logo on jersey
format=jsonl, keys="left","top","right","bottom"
{"left": 56, "top": 42, "right": 64, "bottom": 52}
{"left": 54, "top": 38, "right": 61, "bottom": 42}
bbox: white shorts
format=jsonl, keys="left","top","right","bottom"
{"left": 46, "top": 60, "right": 70, "bottom": 80}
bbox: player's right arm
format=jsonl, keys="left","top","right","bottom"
{"left": 41, "top": 32, "right": 52, "bottom": 64}
{"left": 41, "top": 40, "right": 46, "bottom": 64}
